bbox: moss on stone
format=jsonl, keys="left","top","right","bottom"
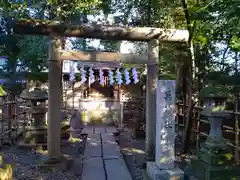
{"left": 0, "top": 86, "right": 7, "bottom": 97}
{"left": 200, "top": 85, "right": 229, "bottom": 99}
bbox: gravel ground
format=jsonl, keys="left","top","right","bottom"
{"left": 117, "top": 128, "right": 187, "bottom": 180}
{"left": 1, "top": 134, "right": 87, "bottom": 180}
{"left": 116, "top": 128, "right": 146, "bottom": 180}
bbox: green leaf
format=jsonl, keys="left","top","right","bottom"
{"left": 229, "top": 36, "right": 240, "bottom": 52}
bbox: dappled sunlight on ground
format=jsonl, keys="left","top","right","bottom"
{"left": 86, "top": 136, "right": 101, "bottom": 146}
{"left": 121, "top": 148, "right": 145, "bottom": 155}
{"left": 117, "top": 127, "right": 146, "bottom": 180}
{"left": 36, "top": 149, "right": 48, "bottom": 155}
{"left": 1, "top": 134, "right": 88, "bottom": 180}
{"left": 89, "top": 142, "right": 99, "bottom": 146}
{"left": 106, "top": 140, "right": 117, "bottom": 145}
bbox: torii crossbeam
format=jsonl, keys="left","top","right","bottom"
{"left": 59, "top": 50, "right": 150, "bottom": 64}
{"left": 12, "top": 19, "right": 189, "bottom": 43}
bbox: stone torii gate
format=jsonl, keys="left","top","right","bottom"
{"left": 12, "top": 19, "right": 189, "bottom": 162}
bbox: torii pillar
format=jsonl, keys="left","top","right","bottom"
{"left": 47, "top": 35, "right": 62, "bottom": 161}
{"left": 145, "top": 40, "right": 159, "bottom": 161}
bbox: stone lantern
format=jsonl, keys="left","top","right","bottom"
{"left": 186, "top": 85, "right": 239, "bottom": 180}
{"left": 19, "top": 86, "right": 48, "bottom": 149}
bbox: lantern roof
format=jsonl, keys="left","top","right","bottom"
{"left": 20, "top": 87, "right": 48, "bottom": 101}
{"left": 199, "top": 85, "right": 229, "bottom": 100}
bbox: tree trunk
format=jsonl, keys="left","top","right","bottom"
{"left": 181, "top": 0, "right": 196, "bottom": 153}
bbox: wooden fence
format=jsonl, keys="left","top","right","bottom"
{"left": 0, "top": 96, "right": 28, "bottom": 146}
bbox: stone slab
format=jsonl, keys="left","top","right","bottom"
{"left": 102, "top": 140, "right": 122, "bottom": 159}
{"left": 146, "top": 161, "right": 184, "bottom": 180}
{"left": 82, "top": 126, "right": 93, "bottom": 134}
{"left": 106, "top": 126, "right": 118, "bottom": 133}
{"left": 94, "top": 126, "right": 106, "bottom": 134}
{"left": 84, "top": 134, "right": 102, "bottom": 158}
{"left": 101, "top": 133, "right": 122, "bottom": 159}
{"left": 81, "top": 157, "right": 106, "bottom": 180}
{"left": 101, "top": 133, "right": 116, "bottom": 143}
{"left": 105, "top": 158, "right": 132, "bottom": 180}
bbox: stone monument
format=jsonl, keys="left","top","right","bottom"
{"left": 146, "top": 80, "right": 184, "bottom": 180}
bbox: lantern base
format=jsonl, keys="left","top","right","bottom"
{"left": 185, "top": 136, "right": 239, "bottom": 180}
{"left": 185, "top": 158, "right": 240, "bottom": 180}
{"left": 18, "top": 140, "right": 47, "bottom": 150}
{"left": 18, "top": 127, "right": 48, "bottom": 150}
{"left": 37, "top": 155, "right": 75, "bottom": 171}
{"left": 198, "top": 136, "right": 234, "bottom": 165}
{"left": 24, "top": 127, "right": 47, "bottom": 144}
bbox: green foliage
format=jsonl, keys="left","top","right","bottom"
{"left": 21, "top": 72, "right": 48, "bottom": 82}
{"left": 48, "top": 0, "right": 102, "bottom": 16}
{"left": 230, "top": 36, "right": 240, "bottom": 52}
{"left": 18, "top": 36, "right": 48, "bottom": 72}
{"left": 0, "top": 0, "right": 239, "bottom": 92}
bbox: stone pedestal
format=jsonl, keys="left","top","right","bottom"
{"left": 146, "top": 80, "right": 184, "bottom": 180}
{"left": 147, "top": 162, "right": 183, "bottom": 180}
{"left": 24, "top": 105, "right": 47, "bottom": 145}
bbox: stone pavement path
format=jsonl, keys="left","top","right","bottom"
{"left": 81, "top": 126, "right": 133, "bottom": 180}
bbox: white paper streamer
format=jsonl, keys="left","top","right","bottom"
{"left": 69, "top": 61, "right": 76, "bottom": 82}
{"left": 89, "top": 67, "right": 95, "bottom": 84}
{"left": 108, "top": 69, "right": 114, "bottom": 85}
{"left": 80, "top": 66, "right": 87, "bottom": 84}
{"left": 116, "top": 68, "right": 123, "bottom": 85}
{"left": 99, "top": 69, "right": 105, "bottom": 85}
{"left": 124, "top": 68, "right": 131, "bottom": 85}
{"left": 132, "top": 68, "right": 139, "bottom": 84}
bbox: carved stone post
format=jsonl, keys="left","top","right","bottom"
{"left": 146, "top": 80, "right": 184, "bottom": 180}
{"left": 47, "top": 35, "right": 62, "bottom": 161}
{"left": 145, "top": 40, "right": 158, "bottom": 161}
